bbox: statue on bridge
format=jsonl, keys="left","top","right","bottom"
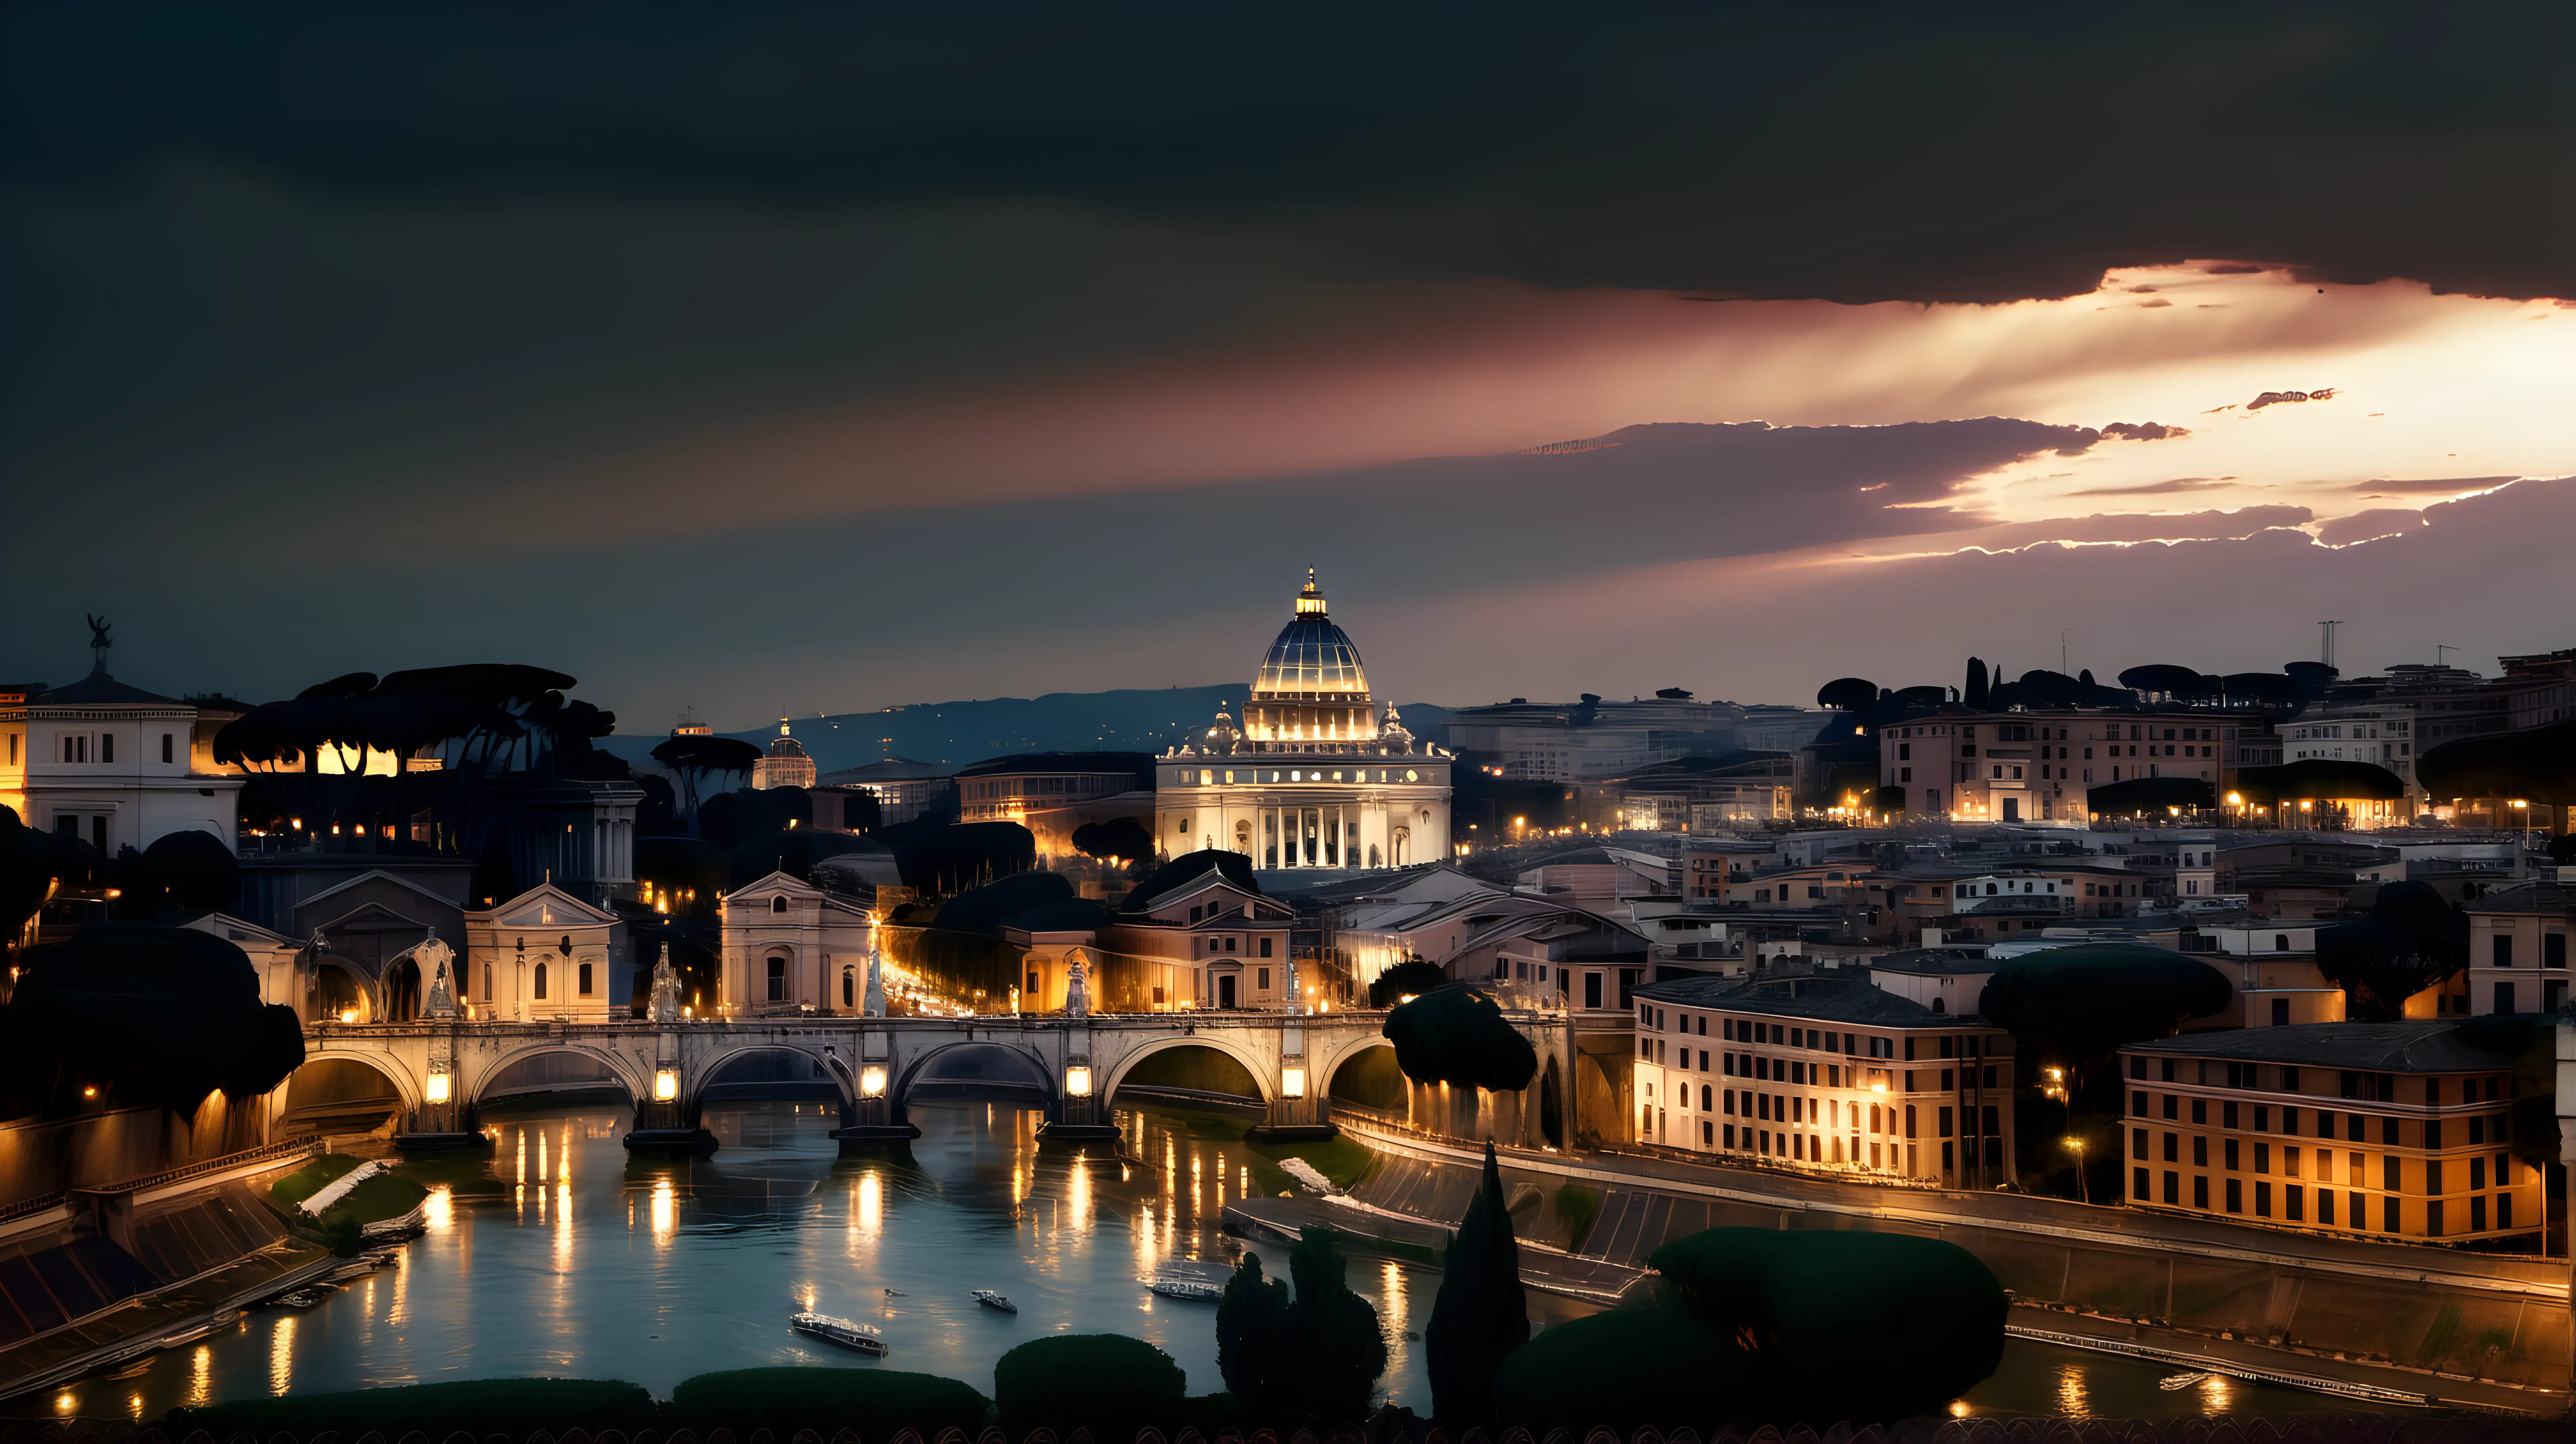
{"left": 418, "top": 931, "right": 458, "bottom": 1018}
{"left": 861, "top": 938, "right": 886, "bottom": 1017}
{"left": 648, "top": 944, "right": 684, "bottom": 1023}
{"left": 1064, "top": 947, "right": 1091, "bottom": 1020}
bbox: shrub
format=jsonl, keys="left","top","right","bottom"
{"left": 669, "top": 1367, "right": 990, "bottom": 1436}
{"left": 1648, "top": 1226, "right": 2006, "bottom": 1422}
{"left": 1425, "top": 1144, "right": 1527, "bottom": 1425}
{"left": 1493, "top": 1309, "right": 1747, "bottom": 1432}
{"left": 164, "top": 1378, "right": 656, "bottom": 1434}
{"left": 993, "top": 1334, "right": 1187, "bottom": 1437}
{"left": 1284, "top": 1227, "right": 1387, "bottom": 1424}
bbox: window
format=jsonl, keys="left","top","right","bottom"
{"left": 161, "top": 733, "right": 173, "bottom": 764}
{"left": 1258, "top": 936, "right": 1273, "bottom": 957}
{"left": 2492, "top": 935, "right": 2513, "bottom": 968}
{"left": 579, "top": 961, "right": 594, "bottom": 995}
{"left": 1257, "top": 967, "right": 1271, "bottom": 990}
{"left": 99, "top": 733, "right": 113, "bottom": 764}
{"left": 533, "top": 961, "right": 548, "bottom": 1000}
{"left": 2549, "top": 933, "right": 2568, "bottom": 969}
{"left": 767, "top": 955, "right": 788, "bottom": 1001}
{"left": 772, "top": 894, "right": 789, "bottom": 914}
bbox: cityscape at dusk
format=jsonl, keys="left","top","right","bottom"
{"left": 1, "top": 6, "right": 2571, "bottom": 1442}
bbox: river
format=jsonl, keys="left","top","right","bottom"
{"left": 26, "top": 1099, "right": 2392, "bottom": 1425}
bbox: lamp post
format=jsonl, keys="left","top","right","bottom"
{"left": 2063, "top": 1135, "right": 2089, "bottom": 1205}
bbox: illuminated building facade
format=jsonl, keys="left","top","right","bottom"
{"left": 752, "top": 718, "right": 816, "bottom": 790}
{"left": 1156, "top": 571, "right": 1450, "bottom": 869}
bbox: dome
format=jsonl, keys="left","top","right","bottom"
{"left": 767, "top": 720, "right": 810, "bottom": 760}
{"left": 1251, "top": 570, "right": 1370, "bottom": 702}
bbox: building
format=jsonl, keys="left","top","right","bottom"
{"left": 2119, "top": 1022, "right": 2539, "bottom": 1241}
{"left": 1630, "top": 968, "right": 2018, "bottom": 1188}
{"left": 1443, "top": 694, "right": 1747, "bottom": 783}
{"left": 1093, "top": 852, "right": 1299, "bottom": 1011}
{"left": 954, "top": 752, "right": 1155, "bottom": 856}
{"left": 751, "top": 719, "right": 817, "bottom": 791}
{"left": 2465, "top": 872, "right": 2573, "bottom": 1016}
{"left": 719, "top": 870, "right": 878, "bottom": 1015}
{"left": 2281, "top": 705, "right": 2425, "bottom": 810}
{"left": 462, "top": 883, "right": 628, "bottom": 1023}
{"left": 0, "top": 627, "right": 245, "bottom": 855}
{"left": 817, "top": 757, "right": 951, "bottom": 826}
{"left": 1877, "top": 710, "right": 2237, "bottom": 824}
{"left": 1155, "top": 571, "right": 1450, "bottom": 871}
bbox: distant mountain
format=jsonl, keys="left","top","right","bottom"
{"left": 604, "top": 686, "right": 1457, "bottom": 775}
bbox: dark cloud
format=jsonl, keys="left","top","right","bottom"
{"left": 2098, "top": 422, "right": 2191, "bottom": 442}
{"left": 0, "top": 418, "right": 2093, "bottom": 713}
{"left": 2201, "top": 264, "right": 2268, "bottom": 275}
{"left": 2247, "top": 388, "right": 2338, "bottom": 409}
{"left": 2, "top": 4, "right": 2567, "bottom": 304}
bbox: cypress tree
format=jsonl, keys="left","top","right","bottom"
{"left": 1216, "top": 1252, "right": 1291, "bottom": 1418}
{"left": 1285, "top": 1227, "right": 1387, "bottom": 1424}
{"left": 1425, "top": 1142, "right": 1529, "bottom": 1425}
{"left": 1964, "top": 657, "right": 1990, "bottom": 709}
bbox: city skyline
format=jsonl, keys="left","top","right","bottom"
{"left": 4, "top": 7, "right": 2572, "bottom": 726}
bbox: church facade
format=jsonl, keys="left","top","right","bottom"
{"left": 1155, "top": 572, "right": 1451, "bottom": 871}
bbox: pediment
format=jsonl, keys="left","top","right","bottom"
{"left": 476, "top": 883, "right": 617, "bottom": 929}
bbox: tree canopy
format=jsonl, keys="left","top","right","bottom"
{"left": 1382, "top": 984, "right": 1538, "bottom": 1091}
{"left": 2315, "top": 880, "right": 2469, "bottom": 1020}
{"left": 1648, "top": 1226, "right": 2007, "bottom": 1423}
{"left": 1071, "top": 815, "right": 1154, "bottom": 864}
{"left": 2417, "top": 719, "right": 2576, "bottom": 807}
{"left": 1216, "top": 1252, "right": 1292, "bottom": 1419}
{"left": 1367, "top": 958, "right": 1451, "bottom": 1008}
{"left": 1283, "top": 1226, "right": 1387, "bottom": 1425}
{"left": 1, "top": 924, "right": 304, "bottom": 1117}
{"left": 1975, "top": 944, "right": 2231, "bottom": 1082}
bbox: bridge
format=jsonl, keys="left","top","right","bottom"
{"left": 278, "top": 1010, "right": 1569, "bottom": 1153}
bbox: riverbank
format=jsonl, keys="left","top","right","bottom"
{"left": 1326, "top": 1119, "right": 2569, "bottom": 1418}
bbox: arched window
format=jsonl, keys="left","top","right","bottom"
{"left": 533, "top": 961, "right": 549, "bottom": 1000}
{"left": 772, "top": 895, "right": 789, "bottom": 914}
{"left": 767, "top": 954, "right": 788, "bottom": 1001}
{"left": 2274, "top": 934, "right": 2290, "bottom": 952}
{"left": 842, "top": 968, "right": 855, "bottom": 1008}
{"left": 1931, "top": 997, "right": 1946, "bottom": 1014}
{"left": 1700, "top": 1084, "right": 1713, "bottom": 1111}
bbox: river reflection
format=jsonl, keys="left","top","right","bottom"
{"left": 31, "top": 1099, "right": 2388, "bottom": 1423}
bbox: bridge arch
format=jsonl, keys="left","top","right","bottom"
{"left": 281, "top": 1048, "right": 421, "bottom": 1134}
{"left": 1097, "top": 1032, "right": 1276, "bottom": 1108}
{"left": 893, "top": 1039, "right": 1055, "bottom": 1109}
{"left": 1318, "top": 1034, "right": 1404, "bottom": 1111}
{"left": 695, "top": 1043, "right": 858, "bottom": 1112}
{"left": 466, "top": 1041, "right": 651, "bottom": 1110}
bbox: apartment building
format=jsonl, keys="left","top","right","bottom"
{"left": 1630, "top": 969, "right": 2017, "bottom": 1189}
{"left": 2118, "top": 1023, "right": 2538, "bottom": 1241}
{"left": 2465, "top": 873, "right": 2573, "bottom": 1016}
{"left": 1878, "top": 710, "right": 2235, "bottom": 823}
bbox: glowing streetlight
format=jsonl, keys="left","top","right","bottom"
{"left": 859, "top": 1065, "right": 887, "bottom": 1099}
{"left": 2062, "top": 1136, "right": 2090, "bottom": 1205}
{"left": 1065, "top": 1064, "right": 1094, "bottom": 1098}
{"left": 424, "top": 1069, "right": 452, "bottom": 1104}
{"left": 653, "top": 1069, "right": 679, "bottom": 1102}
{"left": 1281, "top": 1065, "right": 1307, "bottom": 1099}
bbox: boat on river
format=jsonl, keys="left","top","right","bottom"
{"left": 790, "top": 1311, "right": 889, "bottom": 1356}
{"left": 1148, "top": 1276, "right": 1223, "bottom": 1301}
{"left": 971, "top": 1289, "right": 1018, "bottom": 1313}
{"left": 2159, "top": 1371, "right": 2212, "bottom": 1391}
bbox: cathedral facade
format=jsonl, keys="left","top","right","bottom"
{"left": 1154, "top": 572, "right": 1451, "bottom": 870}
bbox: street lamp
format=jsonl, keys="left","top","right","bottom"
{"left": 424, "top": 1068, "right": 452, "bottom": 1104}
{"left": 859, "top": 1065, "right": 887, "bottom": 1099}
{"left": 653, "top": 1068, "right": 679, "bottom": 1102}
{"left": 1065, "top": 1064, "right": 1094, "bottom": 1098}
{"left": 1281, "top": 1064, "right": 1308, "bottom": 1099}
{"left": 2062, "top": 1136, "right": 2089, "bottom": 1205}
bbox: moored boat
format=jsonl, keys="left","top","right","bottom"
{"left": 790, "top": 1310, "right": 889, "bottom": 1356}
{"left": 971, "top": 1289, "right": 1018, "bottom": 1313}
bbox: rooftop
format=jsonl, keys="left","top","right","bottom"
{"left": 1634, "top": 968, "right": 1989, "bottom": 1028}
{"left": 2123, "top": 1020, "right": 2522, "bottom": 1073}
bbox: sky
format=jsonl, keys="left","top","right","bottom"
{"left": 3, "top": 4, "right": 2571, "bottom": 730}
